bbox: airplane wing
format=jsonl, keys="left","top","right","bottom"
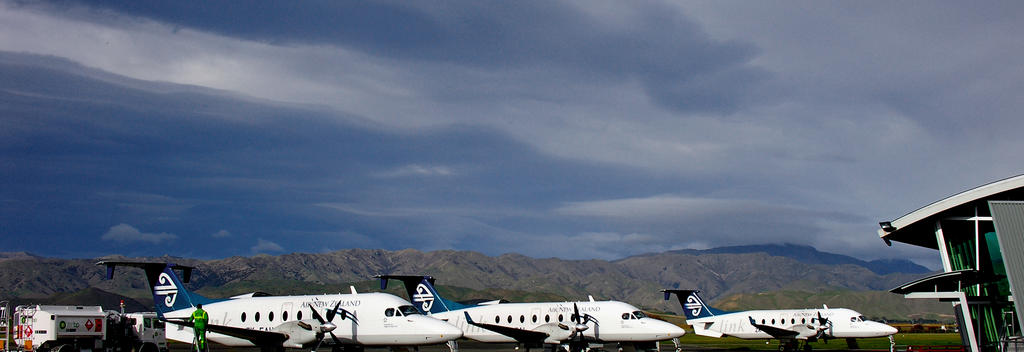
{"left": 462, "top": 312, "right": 550, "bottom": 344}
{"left": 166, "top": 318, "right": 289, "bottom": 347}
{"left": 747, "top": 317, "right": 799, "bottom": 339}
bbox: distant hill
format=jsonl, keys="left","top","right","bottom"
{"left": 668, "top": 243, "right": 931, "bottom": 275}
{"left": 0, "top": 246, "right": 947, "bottom": 320}
{"left": 4, "top": 287, "right": 150, "bottom": 313}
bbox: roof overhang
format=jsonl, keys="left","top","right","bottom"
{"left": 878, "top": 174, "right": 1024, "bottom": 249}
{"left": 890, "top": 269, "right": 1002, "bottom": 295}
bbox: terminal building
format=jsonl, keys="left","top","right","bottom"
{"left": 879, "top": 175, "right": 1024, "bottom": 352}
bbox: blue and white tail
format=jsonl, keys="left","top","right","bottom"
{"left": 100, "top": 261, "right": 218, "bottom": 318}
{"left": 662, "top": 289, "right": 721, "bottom": 319}
{"left": 376, "top": 275, "right": 469, "bottom": 315}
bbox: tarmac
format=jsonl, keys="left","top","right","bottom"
{"left": 167, "top": 340, "right": 891, "bottom": 352}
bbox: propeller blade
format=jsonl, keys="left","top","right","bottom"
{"left": 310, "top": 306, "right": 327, "bottom": 324}
{"left": 330, "top": 304, "right": 346, "bottom": 345}
{"left": 327, "top": 301, "right": 342, "bottom": 322}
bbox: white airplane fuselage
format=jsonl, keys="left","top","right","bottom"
{"left": 688, "top": 308, "right": 897, "bottom": 340}
{"left": 432, "top": 301, "right": 685, "bottom": 344}
{"left": 163, "top": 292, "right": 462, "bottom": 347}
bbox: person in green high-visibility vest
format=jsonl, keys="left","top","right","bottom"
{"left": 188, "top": 304, "right": 209, "bottom": 352}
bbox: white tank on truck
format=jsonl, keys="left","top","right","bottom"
{"left": 9, "top": 305, "right": 166, "bottom": 352}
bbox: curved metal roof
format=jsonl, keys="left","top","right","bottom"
{"left": 878, "top": 174, "right": 1024, "bottom": 249}
{"left": 889, "top": 269, "right": 999, "bottom": 294}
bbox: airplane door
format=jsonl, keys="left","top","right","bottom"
{"left": 530, "top": 308, "right": 541, "bottom": 326}
{"left": 281, "top": 303, "right": 292, "bottom": 322}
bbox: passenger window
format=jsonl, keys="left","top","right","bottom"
{"left": 545, "top": 315, "right": 550, "bottom": 323}
{"left": 801, "top": 318, "right": 806, "bottom": 324}
{"left": 283, "top": 311, "right": 288, "bottom": 321}
{"left": 791, "top": 319, "right": 795, "bottom": 324}
{"left": 495, "top": 316, "right": 500, "bottom": 323}
{"left": 761, "top": 319, "right": 765, "bottom": 324}
{"left": 771, "top": 319, "right": 775, "bottom": 325}
{"left": 297, "top": 311, "right": 303, "bottom": 320}
{"left": 507, "top": 315, "right": 512, "bottom": 323}
{"left": 559, "top": 314, "right": 564, "bottom": 322}
{"left": 269, "top": 312, "right": 274, "bottom": 322}
{"left": 520, "top": 315, "right": 525, "bottom": 323}
{"left": 255, "top": 312, "right": 261, "bottom": 322}
{"left": 532, "top": 315, "right": 537, "bottom": 323}
{"left": 241, "top": 312, "right": 247, "bottom": 322}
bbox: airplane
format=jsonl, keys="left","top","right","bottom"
{"left": 662, "top": 290, "right": 898, "bottom": 352}
{"left": 377, "top": 275, "right": 685, "bottom": 352}
{"left": 99, "top": 261, "right": 463, "bottom": 352}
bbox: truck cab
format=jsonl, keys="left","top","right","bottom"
{"left": 122, "top": 313, "right": 167, "bottom": 352}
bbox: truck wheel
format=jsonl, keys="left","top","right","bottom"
{"left": 137, "top": 343, "right": 158, "bottom": 352}
{"left": 54, "top": 344, "right": 78, "bottom": 352}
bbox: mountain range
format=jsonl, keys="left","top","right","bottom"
{"left": 668, "top": 243, "right": 931, "bottom": 275}
{"left": 0, "top": 245, "right": 950, "bottom": 321}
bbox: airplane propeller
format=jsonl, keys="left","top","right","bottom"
{"left": 568, "top": 303, "right": 598, "bottom": 340}
{"left": 565, "top": 303, "right": 599, "bottom": 352}
{"left": 309, "top": 302, "right": 345, "bottom": 350}
{"left": 814, "top": 312, "right": 833, "bottom": 343}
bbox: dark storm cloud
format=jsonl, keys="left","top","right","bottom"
{"left": 5, "top": 2, "right": 1021, "bottom": 267}
{"left": 27, "top": 0, "right": 769, "bottom": 114}
{"left": 0, "top": 51, "right": 684, "bottom": 258}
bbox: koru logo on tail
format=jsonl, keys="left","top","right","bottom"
{"left": 413, "top": 283, "right": 435, "bottom": 311}
{"left": 154, "top": 272, "right": 179, "bottom": 308}
{"left": 685, "top": 293, "right": 704, "bottom": 316}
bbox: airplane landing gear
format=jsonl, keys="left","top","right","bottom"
{"left": 777, "top": 340, "right": 801, "bottom": 352}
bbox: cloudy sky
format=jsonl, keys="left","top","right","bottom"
{"left": 2, "top": 1, "right": 1022, "bottom": 268}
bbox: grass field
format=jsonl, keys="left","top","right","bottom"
{"left": 670, "top": 333, "right": 962, "bottom": 350}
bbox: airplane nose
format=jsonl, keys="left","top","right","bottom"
{"left": 884, "top": 324, "right": 898, "bottom": 336}
{"left": 664, "top": 321, "right": 687, "bottom": 338}
{"left": 437, "top": 320, "right": 464, "bottom": 340}
{"left": 649, "top": 319, "right": 686, "bottom": 339}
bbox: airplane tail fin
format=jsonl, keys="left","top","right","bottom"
{"left": 376, "top": 275, "right": 469, "bottom": 315}
{"left": 99, "top": 261, "right": 218, "bottom": 318}
{"left": 662, "top": 289, "right": 719, "bottom": 319}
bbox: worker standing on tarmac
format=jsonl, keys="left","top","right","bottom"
{"left": 189, "top": 304, "right": 209, "bottom": 352}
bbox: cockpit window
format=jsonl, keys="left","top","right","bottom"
{"left": 399, "top": 305, "right": 421, "bottom": 316}
{"left": 633, "top": 311, "right": 647, "bottom": 319}
{"left": 385, "top": 308, "right": 396, "bottom": 317}
{"left": 857, "top": 315, "right": 865, "bottom": 322}
{"left": 622, "top": 313, "right": 631, "bottom": 320}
